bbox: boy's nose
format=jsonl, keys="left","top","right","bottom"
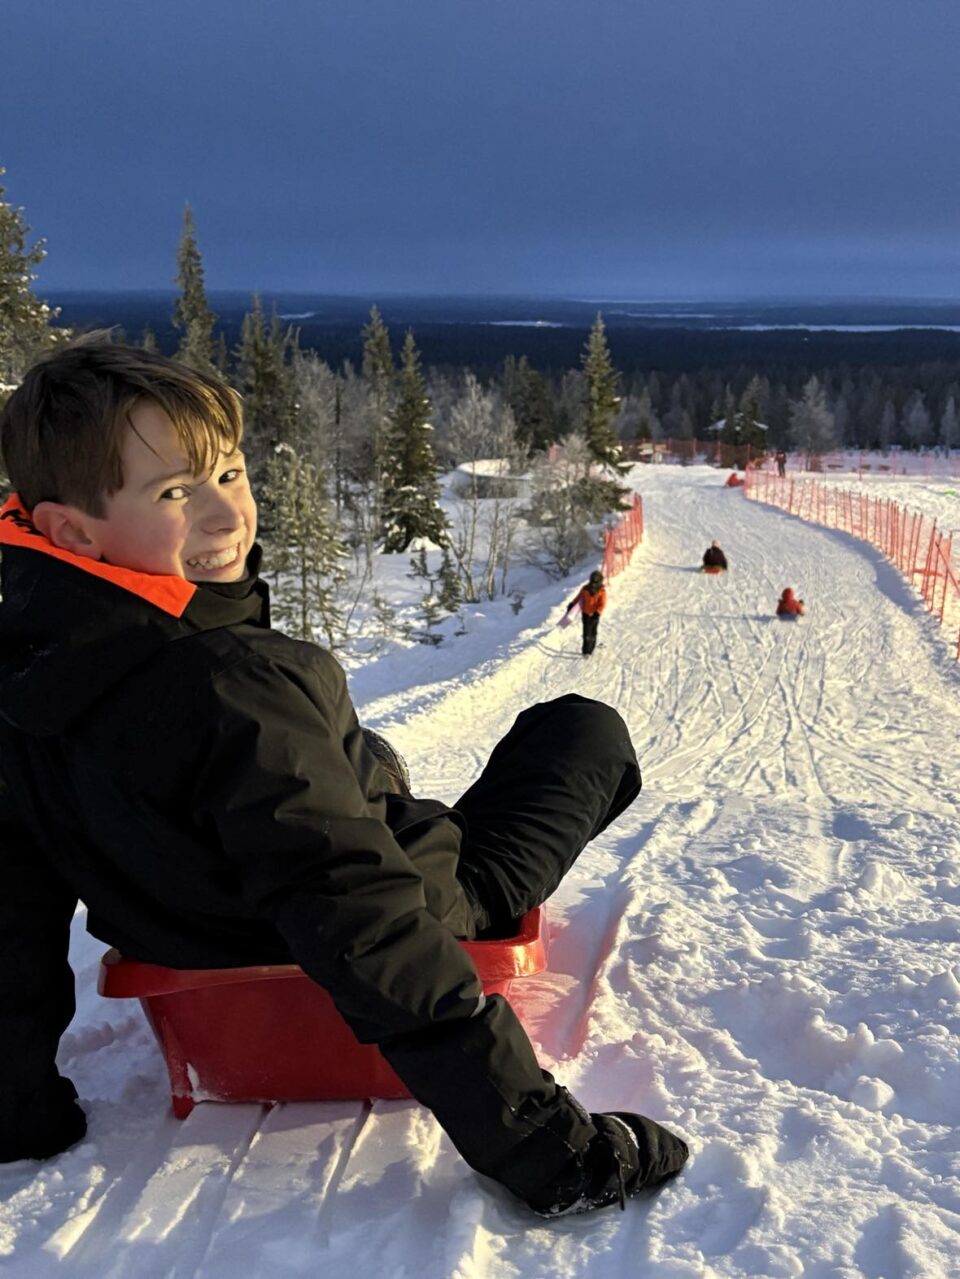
{"left": 200, "top": 488, "right": 244, "bottom": 531}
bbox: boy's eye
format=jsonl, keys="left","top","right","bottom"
{"left": 160, "top": 485, "right": 191, "bottom": 501}
{"left": 220, "top": 467, "right": 243, "bottom": 483}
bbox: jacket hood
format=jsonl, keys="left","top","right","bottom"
{"left": 0, "top": 496, "right": 269, "bottom": 737}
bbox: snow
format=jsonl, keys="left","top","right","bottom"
{"left": 3, "top": 465, "right": 960, "bottom": 1277}
{"left": 487, "top": 320, "right": 565, "bottom": 328}
{"left": 453, "top": 457, "right": 514, "bottom": 477}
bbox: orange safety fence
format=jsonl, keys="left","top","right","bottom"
{"left": 602, "top": 494, "right": 644, "bottom": 580}
{"left": 744, "top": 469, "right": 960, "bottom": 659}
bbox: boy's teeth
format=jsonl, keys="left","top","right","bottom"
{"left": 189, "top": 546, "right": 238, "bottom": 570}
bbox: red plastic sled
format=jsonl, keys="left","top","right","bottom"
{"left": 99, "top": 907, "right": 548, "bottom": 1117}
{"left": 702, "top": 566, "right": 725, "bottom": 575}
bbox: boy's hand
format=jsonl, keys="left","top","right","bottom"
{"left": 525, "top": 1110, "right": 689, "bottom": 1217}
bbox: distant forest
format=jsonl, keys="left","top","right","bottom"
{"left": 53, "top": 290, "right": 960, "bottom": 452}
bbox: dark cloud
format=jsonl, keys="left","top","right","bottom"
{"left": 3, "top": 0, "right": 959, "bottom": 296}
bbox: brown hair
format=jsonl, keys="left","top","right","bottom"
{"left": 0, "top": 336, "right": 243, "bottom": 516}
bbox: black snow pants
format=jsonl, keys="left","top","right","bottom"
{"left": 581, "top": 612, "right": 600, "bottom": 655}
{"left": 453, "top": 695, "right": 641, "bottom": 935}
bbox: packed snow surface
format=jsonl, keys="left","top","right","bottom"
{"left": 3, "top": 466, "right": 959, "bottom": 1277}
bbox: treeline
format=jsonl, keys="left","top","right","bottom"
{"left": 0, "top": 192, "right": 635, "bottom": 648}
{"left": 3, "top": 181, "right": 959, "bottom": 645}
{"left": 155, "top": 211, "right": 960, "bottom": 461}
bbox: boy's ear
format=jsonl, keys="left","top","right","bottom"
{"left": 31, "top": 501, "right": 104, "bottom": 560}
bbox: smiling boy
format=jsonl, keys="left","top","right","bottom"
{"left": 32, "top": 398, "right": 257, "bottom": 580}
{"left": 0, "top": 340, "right": 688, "bottom": 1213}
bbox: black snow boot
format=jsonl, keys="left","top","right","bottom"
{"left": 527, "top": 1111, "right": 689, "bottom": 1217}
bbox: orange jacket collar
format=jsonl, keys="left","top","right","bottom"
{"left": 0, "top": 494, "right": 196, "bottom": 618}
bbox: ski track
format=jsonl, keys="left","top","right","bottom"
{"left": 3, "top": 466, "right": 960, "bottom": 1277}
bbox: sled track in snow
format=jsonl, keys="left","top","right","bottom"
{"left": 5, "top": 468, "right": 960, "bottom": 1278}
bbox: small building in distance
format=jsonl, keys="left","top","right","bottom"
{"left": 450, "top": 458, "right": 525, "bottom": 498}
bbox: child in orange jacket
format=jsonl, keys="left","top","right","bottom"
{"left": 567, "top": 570, "right": 607, "bottom": 655}
{"left": 776, "top": 588, "right": 805, "bottom": 618}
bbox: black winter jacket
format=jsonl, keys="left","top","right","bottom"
{"left": 0, "top": 500, "right": 596, "bottom": 1195}
{"left": 702, "top": 546, "right": 728, "bottom": 570}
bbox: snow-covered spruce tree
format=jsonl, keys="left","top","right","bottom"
{"left": 380, "top": 330, "right": 447, "bottom": 553}
{"left": 554, "top": 368, "right": 588, "bottom": 438}
{"left": 901, "top": 390, "right": 932, "bottom": 448}
{"left": 0, "top": 167, "right": 63, "bottom": 396}
{"left": 363, "top": 305, "right": 394, "bottom": 445}
{"left": 878, "top": 399, "right": 896, "bottom": 452}
{"left": 233, "top": 295, "right": 299, "bottom": 499}
{"left": 263, "top": 443, "right": 347, "bottom": 648}
{"left": 357, "top": 305, "right": 395, "bottom": 557}
{"left": 737, "top": 374, "right": 770, "bottom": 451}
{"left": 172, "top": 204, "right": 217, "bottom": 374}
{"left": 940, "top": 394, "right": 958, "bottom": 451}
{"left": 581, "top": 313, "right": 625, "bottom": 466}
{"left": 788, "top": 376, "right": 836, "bottom": 457}
{"left": 525, "top": 432, "right": 599, "bottom": 579}
{"left": 580, "top": 313, "right": 630, "bottom": 511}
{"left": 720, "top": 388, "right": 739, "bottom": 444}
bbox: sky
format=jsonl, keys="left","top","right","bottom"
{"left": 4, "top": 0, "right": 960, "bottom": 299}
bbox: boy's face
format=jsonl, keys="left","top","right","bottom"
{"left": 91, "top": 401, "right": 258, "bottom": 582}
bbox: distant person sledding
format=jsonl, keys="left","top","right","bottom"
{"left": 725, "top": 467, "right": 744, "bottom": 488}
{"left": 776, "top": 588, "right": 805, "bottom": 619}
{"left": 565, "top": 569, "right": 606, "bottom": 656}
{"left": 701, "top": 541, "right": 728, "bottom": 574}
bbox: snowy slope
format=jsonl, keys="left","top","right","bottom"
{"left": 2, "top": 467, "right": 959, "bottom": 1278}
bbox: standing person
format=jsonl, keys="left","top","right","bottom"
{"left": 701, "top": 541, "right": 728, "bottom": 572}
{"left": 0, "top": 342, "right": 688, "bottom": 1216}
{"left": 775, "top": 449, "right": 787, "bottom": 478}
{"left": 566, "top": 569, "right": 607, "bottom": 657}
{"left": 776, "top": 587, "right": 805, "bottom": 617}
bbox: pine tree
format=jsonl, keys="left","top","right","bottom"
{"left": 503, "top": 355, "right": 555, "bottom": 450}
{"left": 172, "top": 205, "right": 217, "bottom": 373}
{"left": 234, "top": 295, "right": 299, "bottom": 496}
{"left": 362, "top": 305, "right": 394, "bottom": 413}
{"left": 263, "top": 443, "right": 346, "bottom": 648}
{"left": 361, "top": 305, "right": 395, "bottom": 532}
{"left": 788, "top": 376, "right": 836, "bottom": 456}
{"left": 635, "top": 386, "right": 660, "bottom": 440}
{"left": 437, "top": 545, "right": 462, "bottom": 613}
{"left": 380, "top": 331, "right": 447, "bottom": 553}
{"left": 581, "top": 313, "right": 625, "bottom": 468}
{"left": 901, "top": 390, "right": 932, "bottom": 447}
{"left": 720, "top": 388, "right": 740, "bottom": 443}
{"left": 0, "top": 167, "right": 62, "bottom": 390}
{"left": 878, "top": 400, "right": 896, "bottom": 451}
{"left": 939, "top": 393, "right": 958, "bottom": 451}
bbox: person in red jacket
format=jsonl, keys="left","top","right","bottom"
{"left": 567, "top": 570, "right": 607, "bottom": 656}
{"left": 776, "top": 588, "right": 805, "bottom": 618}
